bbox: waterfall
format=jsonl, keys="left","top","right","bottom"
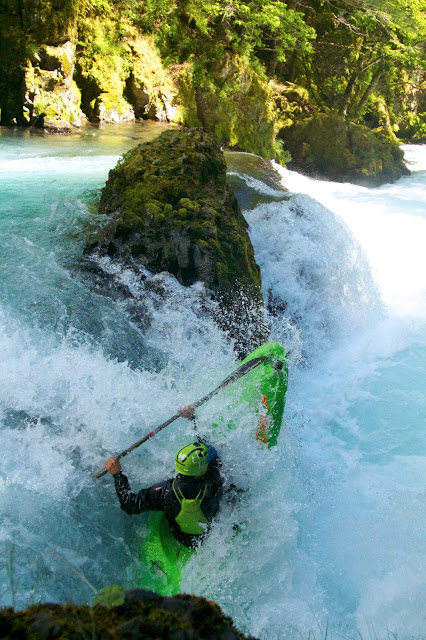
{"left": 1, "top": 126, "right": 425, "bottom": 639}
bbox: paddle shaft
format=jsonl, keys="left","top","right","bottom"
{"left": 94, "top": 355, "right": 267, "bottom": 479}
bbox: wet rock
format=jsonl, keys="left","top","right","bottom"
{"left": 224, "top": 151, "right": 289, "bottom": 211}
{"left": 85, "top": 128, "right": 269, "bottom": 356}
{"left": 0, "top": 590, "right": 257, "bottom": 640}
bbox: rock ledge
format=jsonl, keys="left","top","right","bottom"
{"left": 0, "top": 588, "right": 258, "bottom": 639}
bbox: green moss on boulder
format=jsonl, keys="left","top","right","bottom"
{"left": 278, "top": 112, "right": 410, "bottom": 186}
{"left": 0, "top": 589, "right": 257, "bottom": 639}
{"left": 24, "top": 41, "right": 86, "bottom": 130}
{"left": 174, "top": 55, "right": 284, "bottom": 162}
{"left": 86, "top": 128, "right": 268, "bottom": 355}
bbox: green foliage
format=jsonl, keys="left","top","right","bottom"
{"left": 274, "top": 139, "right": 292, "bottom": 165}
{"left": 110, "top": 0, "right": 425, "bottom": 140}
{"left": 122, "top": 0, "right": 315, "bottom": 66}
{"left": 2, "top": 0, "right": 426, "bottom": 145}
{"left": 288, "top": 0, "right": 426, "bottom": 131}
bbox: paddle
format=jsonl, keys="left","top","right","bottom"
{"left": 94, "top": 355, "right": 268, "bottom": 479}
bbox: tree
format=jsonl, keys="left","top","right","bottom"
{"left": 279, "top": 0, "right": 426, "bottom": 127}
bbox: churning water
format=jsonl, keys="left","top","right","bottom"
{"left": 0, "top": 124, "right": 425, "bottom": 639}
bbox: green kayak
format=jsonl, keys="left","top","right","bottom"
{"left": 138, "top": 341, "right": 288, "bottom": 595}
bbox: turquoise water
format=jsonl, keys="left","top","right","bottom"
{"left": 0, "top": 125, "right": 425, "bottom": 639}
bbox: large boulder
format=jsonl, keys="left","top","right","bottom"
{"left": 85, "top": 128, "right": 268, "bottom": 356}
{"left": 0, "top": 588, "right": 257, "bottom": 639}
{"left": 279, "top": 112, "right": 410, "bottom": 186}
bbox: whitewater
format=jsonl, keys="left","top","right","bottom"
{"left": 0, "top": 125, "right": 425, "bottom": 639}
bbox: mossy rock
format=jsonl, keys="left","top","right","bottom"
{"left": 278, "top": 112, "right": 410, "bottom": 186}
{"left": 123, "top": 30, "right": 178, "bottom": 121}
{"left": 75, "top": 17, "right": 176, "bottom": 124}
{"left": 0, "top": 589, "right": 257, "bottom": 639}
{"left": 0, "top": 1, "right": 79, "bottom": 126}
{"left": 75, "top": 15, "right": 134, "bottom": 123}
{"left": 24, "top": 47, "right": 86, "bottom": 130}
{"left": 86, "top": 128, "right": 268, "bottom": 355}
{"left": 174, "top": 54, "right": 283, "bottom": 163}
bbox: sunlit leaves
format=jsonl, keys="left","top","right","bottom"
{"left": 119, "top": 0, "right": 315, "bottom": 65}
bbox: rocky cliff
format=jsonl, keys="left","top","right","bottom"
{"left": 0, "top": 2, "right": 177, "bottom": 130}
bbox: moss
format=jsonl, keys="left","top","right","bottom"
{"left": 40, "top": 44, "right": 75, "bottom": 78}
{"left": 0, "top": 590, "right": 256, "bottom": 639}
{"left": 278, "top": 112, "right": 410, "bottom": 186}
{"left": 0, "top": 0, "right": 82, "bottom": 125}
{"left": 75, "top": 14, "right": 134, "bottom": 121}
{"left": 178, "top": 198, "right": 200, "bottom": 213}
{"left": 74, "top": 14, "right": 178, "bottom": 123}
{"left": 86, "top": 128, "right": 267, "bottom": 355}
{"left": 173, "top": 54, "right": 278, "bottom": 159}
{"left": 123, "top": 28, "right": 178, "bottom": 120}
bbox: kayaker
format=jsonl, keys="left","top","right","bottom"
{"left": 104, "top": 405, "right": 223, "bottom": 548}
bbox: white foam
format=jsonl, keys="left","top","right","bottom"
{"left": 1, "top": 136, "right": 425, "bottom": 638}
{"left": 273, "top": 156, "right": 426, "bottom": 317}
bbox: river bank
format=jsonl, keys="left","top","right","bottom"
{"left": 2, "top": 1, "right": 424, "bottom": 185}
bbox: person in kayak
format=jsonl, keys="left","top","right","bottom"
{"left": 104, "top": 405, "right": 223, "bottom": 548}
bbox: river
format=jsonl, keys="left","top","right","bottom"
{"left": 0, "top": 123, "right": 425, "bottom": 639}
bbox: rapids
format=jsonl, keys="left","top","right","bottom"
{"left": 0, "top": 124, "right": 425, "bottom": 639}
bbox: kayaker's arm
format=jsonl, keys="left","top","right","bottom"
{"left": 105, "top": 456, "right": 169, "bottom": 515}
{"left": 113, "top": 472, "right": 172, "bottom": 515}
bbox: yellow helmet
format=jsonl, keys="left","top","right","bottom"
{"left": 175, "top": 442, "right": 209, "bottom": 476}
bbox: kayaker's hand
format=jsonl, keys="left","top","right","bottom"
{"left": 105, "top": 457, "right": 122, "bottom": 475}
{"left": 178, "top": 405, "right": 195, "bottom": 419}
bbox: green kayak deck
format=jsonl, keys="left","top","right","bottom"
{"left": 138, "top": 341, "right": 288, "bottom": 595}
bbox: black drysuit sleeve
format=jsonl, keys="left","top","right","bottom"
{"left": 113, "top": 471, "right": 171, "bottom": 515}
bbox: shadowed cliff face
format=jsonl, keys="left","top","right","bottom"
{"left": 0, "top": 588, "right": 258, "bottom": 639}
{"left": 0, "top": 0, "right": 80, "bottom": 126}
{"left": 84, "top": 128, "right": 269, "bottom": 357}
{"left": 0, "top": 2, "right": 176, "bottom": 130}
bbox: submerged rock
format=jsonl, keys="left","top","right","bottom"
{"left": 279, "top": 112, "right": 410, "bottom": 186}
{"left": 224, "top": 151, "right": 289, "bottom": 211}
{"left": 86, "top": 128, "right": 269, "bottom": 356}
{"left": 0, "top": 588, "right": 257, "bottom": 639}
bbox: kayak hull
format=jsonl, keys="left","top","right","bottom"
{"left": 139, "top": 511, "right": 193, "bottom": 596}
{"left": 213, "top": 341, "right": 287, "bottom": 447}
